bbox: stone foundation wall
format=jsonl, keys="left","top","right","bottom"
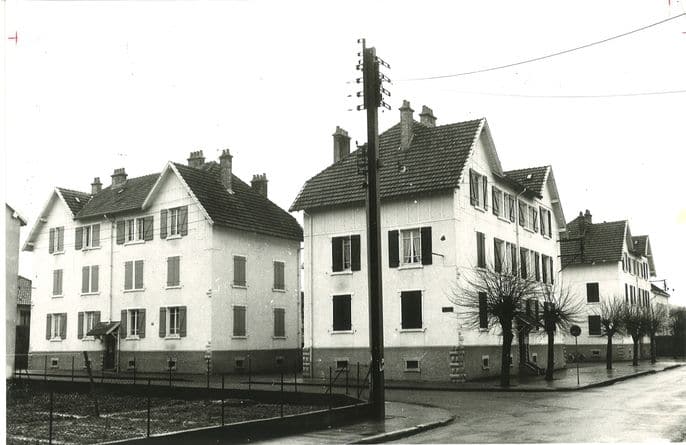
{"left": 562, "top": 341, "right": 651, "bottom": 363}
{"left": 211, "top": 349, "right": 300, "bottom": 374}
{"left": 29, "top": 351, "right": 104, "bottom": 372}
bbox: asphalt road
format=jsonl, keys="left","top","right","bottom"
{"left": 386, "top": 366, "right": 686, "bottom": 443}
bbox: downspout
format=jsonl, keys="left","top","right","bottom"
{"left": 308, "top": 212, "right": 314, "bottom": 373}
{"left": 514, "top": 187, "right": 528, "bottom": 266}
{"left": 105, "top": 214, "right": 118, "bottom": 372}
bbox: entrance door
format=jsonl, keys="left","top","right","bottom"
{"left": 104, "top": 335, "right": 116, "bottom": 370}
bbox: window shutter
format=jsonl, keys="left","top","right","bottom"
{"left": 539, "top": 208, "right": 546, "bottom": 236}
{"left": 120, "top": 310, "right": 127, "bottom": 339}
{"left": 114, "top": 221, "right": 124, "bottom": 245}
{"left": 493, "top": 239, "right": 502, "bottom": 273}
{"left": 351, "top": 235, "right": 361, "bottom": 271}
{"left": 179, "top": 306, "right": 187, "bottom": 337}
{"left": 532, "top": 208, "right": 539, "bottom": 232}
{"left": 138, "top": 309, "right": 146, "bottom": 338}
{"left": 509, "top": 196, "right": 516, "bottom": 222}
{"left": 547, "top": 211, "right": 552, "bottom": 237}
{"left": 78, "top": 312, "right": 84, "bottom": 339}
{"left": 331, "top": 238, "right": 343, "bottom": 272}
{"left": 179, "top": 206, "right": 188, "bottom": 236}
{"left": 535, "top": 253, "right": 540, "bottom": 281}
{"left": 469, "top": 170, "right": 477, "bottom": 205}
{"left": 534, "top": 300, "right": 540, "bottom": 327}
{"left": 159, "top": 308, "right": 167, "bottom": 337}
{"left": 135, "top": 260, "right": 144, "bottom": 289}
{"left": 520, "top": 249, "right": 527, "bottom": 278}
{"left": 91, "top": 224, "right": 100, "bottom": 247}
{"left": 421, "top": 227, "right": 432, "bottom": 265}
{"left": 82, "top": 266, "right": 90, "bottom": 293}
{"left": 92, "top": 266, "right": 99, "bottom": 292}
{"left": 274, "top": 308, "right": 285, "bottom": 337}
{"left": 518, "top": 201, "right": 526, "bottom": 226}
{"left": 49, "top": 228, "right": 55, "bottom": 253}
{"left": 160, "top": 210, "right": 168, "bottom": 239}
{"left": 57, "top": 227, "right": 64, "bottom": 251}
{"left": 550, "top": 258, "right": 554, "bottom": 284}
{"left": 167, "top": 257, "right": 174, "bottom": 287}
{"left": 124, "top": 261, "right": 133, "bottom": 290}
{"left": 492, "top": 189, "right": 497, "bottom": 215}
{"left": 60, "top": 313, "right": 67, "bottom": 339}
{"left": 476, "top": 232, "right": 485, "bottom": 268}
{"left": 75, "top": 227, "right": 83, "bottom": 250}
{"left": 233, "top": 306, "right": 246, "bottom": 336}
{"left": 53, "top": 270, "right": 59, "bottom": 295}
{"left": 401, "top": 291, "right": 422, "bottom": 329}
{"left": 94, "top": 311, "right": 100, "bottom": 325}
{"left": 482, "top": 177, "right": 488, "bottom": 210}
{"left": 478, "top": 292, "right": 488, "bottom": 329}
{"left": 46, "top": 314, "right": 52, "bottom": 339}
{"left": 332, "top": 295, "right": 352, "bottom": 331}
{"left": 388, "top": 230, "right": 399, "bottom": 268}
{"left": 141, "top": 216, "right": 153, "bottom": 241}
{"left": 276, "top": 262, "right": 285, "bottom": 289}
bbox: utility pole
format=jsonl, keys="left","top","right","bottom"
{"left": 356, "top": 39, "right": 390, "bottom": 420}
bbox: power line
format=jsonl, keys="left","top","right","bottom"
{"left": 433, "top": 87, "right": 686, "bottom": 99}
{"left": 400, "top": 13, "right": 686, "bottom": 81}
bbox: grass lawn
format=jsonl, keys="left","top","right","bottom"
{"left": 7, "top": 385, "right": 323, "bottom": 444}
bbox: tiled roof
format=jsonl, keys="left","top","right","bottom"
{"left": 174, "top": 162, "right": 303, "bottom": 241}
{"left": 503, "top": 166, "right": 549, "bottom": 196}
{"left": 57, "top": 188, "right": 92, "bottom": 215}
{"left": 632, "top": 235, "right": 648, "bottom": 256}
{"left": 561, "top": 217, "right": 627, "bottom": 267}
{"left": 76, "top": 174, "right": 159, "bottom": 219}
{"left": 17, "top": 275, "right": 31, "bottom": 305}
{"left": 290, "top": 119, "right": 484, "bottom": 211}
{"left": 650, "top": 283, "right": 670, "bottom": 298}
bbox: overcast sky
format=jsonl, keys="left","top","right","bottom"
{"left": 3, "top": 0, "right": 685, "bottom": 306}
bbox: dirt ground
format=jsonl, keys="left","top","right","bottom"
{"left": 6, "top": 386, "right": 322, "bottom": 444}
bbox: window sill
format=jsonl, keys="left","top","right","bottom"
{"left": 404, "top": 368, "right": 421, "bottom": 373}
{"left": 473, "top": 206, "right": 487, "bottom": 213}
{"left": 123, "top": 288, "right": 145, "bottom": 293}
{"left": 330, "top": 329, "right": 354, "bottom": 334}
{"left": 478, "top": 328, "right": 490, "bottom": 333}
{"left": 542, "top": 234, "right": 551, "bottom": 240}
{"left": 124, "top": 240, "right": 145, "bottom": 246}
{"left": 52, "top": 295, "right": 64, "bottom": 299}
{"left": 523, "top": 227, "right": 536, "bottom": 234}
{"left": 497, "top": 216, "right": 512, "bottom": 223}
{"left": 126, "top": 336, "right": 140, "bottom": 341}
{"left": 82, "top": 246, "right": 102, "bottom": 251}
{"left": 81, "top": 336, "right": 95, "bottom": 341}
{"left": 232, "top": 335, "right": 248, "bottom": 340}
{"left": 272, "top": 336, "right": 287, "bottom": 340}
{"left": 50, "top": 337, "right": 62, "bottom": 342}
{"left": 52, "top": 251, "right": 65, "bottom": 256}
{"left": 166, "top": 235, "right": 182, "bottom": 241}
{"left": 231, "top": 283, "right": 247, "bottom": 289}
{"left": 398, "top": 263, "right": 423, "bottom": 270}
{"left": 81, "top": 292, "right": 100, "bottom": 296}
{"left": 165, "top": 335, "right": 181, "bottom": 340}
{"left": 272, "top": 288, "right": 286, "bottom": 293}
{"left": 330, "top": 270, "right": 353, "bottom": 276}
{"left": 399, "top": 328, "right": 426, "bottom": 333}
{"left": 166, "top": 285, "right": 182, "bottom": 290}
{"left": 586, "top": 301, "right": 600, "bottom": 305}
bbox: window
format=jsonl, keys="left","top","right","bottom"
{"left": 519, "top": 201, "right": 538, "bottom": 231}
{"left": 469, "top": 169, "right": 488, "bottom": 210}
{"left": 492, "top": 187, "right": 503, "bottom": 217}
{"left": 332, "top": 235, "right": 361, "bottom": 272}
{"left": 540, "top": 207, "right": 552, "bottom": 238}
{"left": 518, "top": 201, "right": 527, "bottom": 227}
{"left": 273, "top": 261, "right": 285, "bottom": 290}
{"left": 119, "top": 308, "right": 145, "bottom": 339}
{"left": 400, "top": 291, "right": 422, "bottom": 330}
{"left": 481, "top": 355, "right": 490, "bottom": 370}
{"left": 78, "top": 311, "right": 100, "bottom": 339}
{"left": 233, "top": 306, "right": 246, "bottom": 337}
{"left": 19, "top": 310, "right": 30, "bottom": 326}
{"left": 404, "top": 359, "right": 420, "bottom": 372}
{"left": 630, "top": 286, "right": 635, "bottom": 305}
{"left": 159, "top": 306, "right": 186, "bottom": 338}
{"left": 389, "top": 227, "right": 432, "bottom": 268}
{"left": 81, "top": 265, "right": 99, "bottom": 294}
{"left": 476, "top": 232, "right": 486, "bottom": 268}
{"left": 51, "top": 358, "right": 59, "bottom": 368}
{"left": 402, "top": 228, "right": 422, "bottom": 265}
{"left": 530, "top": 206, "right": 539, "bottom": 232}
{"left": 588, "top": 315, "right": 602, "bottom": 335}
{"left": 234, "top": 358, "right": 245, "bottom": 370}
{"left": 75, "top": 224, "right": 100, "bottom": 250}
{"left": 534, "top": 252, "right": 541, "bottom": 281}
{"left": 506, "top": 242, "right": 517, "bottom": 275}
{"left": 233, "top": 256, "right": 246, "bottom": 287}
{"left": 625, "top": 283, "right": 629, "bottom": 303}
{"left": 542, "top": 255, "right": 549, "bottom": 284}
{"left": 52, "top": 269, "right": 63, "bottom": 296}
{"left": 493, "top": 238, "right": 504, "bottom": 272}
{"left": 124, "top": 260, "right": 144, "bottom": 290}
{"left": 520, "top": 247, "right": 529, "bottom": 278}
{"left": 48, "top": 226, "right": 64, "bottom": 254}
{"left": 586, "top": 283, "right": 600, "bottom": 303}
{"left": 160, "top": 206, "right": 188, "bottom": 239}
{"left": 505, "top": 194, "right": 516, "bottom": 222}
{"left": 478, "top": 292, "right": 488, "bottom": 329}
{"left": 46, "top": 313, "right": 67, "bottom": 340}
{"left": 273, "top": 308, "right": 285, "bottom": 338}
{"left": 167, "top": 256, "right": 181, "bottom": 287}
{"left": 442, "top": 307, "right": 454, "bottom": 313}
{"left": 130, "top": 310, "right": 140, "bottom": 336}
{"left": 117, "top": 217, "right": 153, "bottom": 244}
{"left": 336, "top": 360, "right": 349, "bottom": 370}
{"left": 332, "top": 294, "right": 352, "bottom": 331}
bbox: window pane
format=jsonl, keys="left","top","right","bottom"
{"left": 274, "top": 308, "right": 285, "bottom": 337}
{"left": 401, "top": 291, "right": 422, "bottom": 329}
{"left": 342, "top": 237, "right": 351, "bottom": 270}
{"left": 332, "top": 295, "right": 352, "bottom": 331}
{"left": 234, "top": 256, "right": 246, "bottom": 286}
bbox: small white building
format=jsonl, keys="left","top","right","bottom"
{"left": 560, "top": 211, "right": 658, "bottom": 361}
{"left": 291, "top": 101, "right": 568, "bottom": 382}
{"left": 23, "top": 150, "right": 302, "bottom": 374}
{"left": 6, "top": 204, "right": 27, "bottom": 377}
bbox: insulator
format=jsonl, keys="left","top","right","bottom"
{"left": 376, "top": 57, "right": 390, "bottom": 69}
{"left": 356, "top": 104, "right": 365, "bottom": 111}
{"left": 379, "top": 73, "right": 391, "bottom": 83}
{"left": 356, "top": 91, "right": 363, "bottom": 97}
{"left": 381, "top": 87, "right": 391, "bottom": 97}
{"left": 356, "top": 64, "right": 363, "bottom": 71}
{"left": 356, "top": 78, "right": 363, "bottom": 84}
{"left": 380, "top": 101, "right": 392, "bottom": 111}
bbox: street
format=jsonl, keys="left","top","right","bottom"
{"left": 386, "top": 366, "right": 686, "bottom": 443}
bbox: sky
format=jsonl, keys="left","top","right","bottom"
{"left": 3, "top": 0, "right": 685, "bottom": 306}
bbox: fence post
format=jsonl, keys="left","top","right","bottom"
{"left": 356, "top": 362, "right": 360, "bottom": 399}
{"left": 147, "top": 379, "right": 151, "bottom": 437}
{"left": 133, "top": 357, "right": 136, "bottom": 385}
{"left": 101, "top": 365, "right": 104, "bottom": 383}
{"left": 71, "top": 356, "right": 75, "bottom": 382}
{"left": 345, "top": 367, "right": 349, "bottom": 396}
{"left": 280, "top": 370, "right": 284, "bottom": 418}
{"left": 44, "top": 356, "right": 47, "bottom": 382}
{"left": 168, "top": 358, "right": 172, "bottom": 389}
{"left": 206, "top": 358, "right": 210, "bottom": 391}
{"left": 221, "top": 374, "right": 225, "bottom": 426}
{"left": 248, "top": 356, "right": 252, "bottom": 390}
{"left": 328, "top": 366, "right": 332, "bottom": 411}
{"left": 294, "top": 361, "right": 298, "bottom": 393}
{"left": 49, "top": 390, "right": 54, "bottom": 444}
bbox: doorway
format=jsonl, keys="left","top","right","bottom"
{"left": 104, "top": 335, "right": 116, "bottom": 370}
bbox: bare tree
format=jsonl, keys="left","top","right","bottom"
{"left": 451, "top": 266, "right": 541, "bottom": 387}
{"left": 622, "top": 304, "right": 648, "bottom": 366}
{"left": 537, "top": 283, "right": 584, "bottom": 381}
{"left": 594, "top": 297, "right": 625, "bottom": 370}
{"left": 644, "top": 303, "right": 669, "bottom": 364}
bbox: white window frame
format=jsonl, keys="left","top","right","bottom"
{"left": 83, "top": 225, "right": 92, "bottom": 248}
{"left": 472, "top": 171, "right": 487, "bottom": 210}
{"left": 342, "top": 237, "right": 352, "bottom": 270}
{"left": 404, "top": 358, "right": 421, "bottom": 373}
{"left": 167, "top": 306, "right": 180, "bottom": 337}
{"left": 400, "top": 228, "right": 422, "bottom": 266}
{"left": 129, "top": 309, "right": 140, "bottom": 338}
{"left": 83, "top": 311, "right": 96, "bottom": 340}
{"left": 540, "top": 207, "right": 552, "bottom": 238}
{"left": 169, "top": 208, "right": 181, "bottom": 237}
{"left": 51, "top": 314, "right": 63, "bottom": 340}
{"left": 82, "top": 265, "right": 99, "bottom": 295}
{"left": 125, "top": 218, "right": 145, "bottom": 244}
{"left": 51, "top": 226, "right": 64, "bottom": 254}
{"left": 481, "top": 355, "right": 490, "bottom": 370}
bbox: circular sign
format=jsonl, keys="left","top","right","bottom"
{"left": 570, "top": 325, "right": 581, "bottom": 337}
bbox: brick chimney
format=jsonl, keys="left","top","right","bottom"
{"left": 583, "top": 209, "right": 592, "bottom": 225}
{"left": 419, "top": 105, "right": 437, "bottom": 127}
{"left": 111, "top": 168, "right": 127, "bottom": 187}
{"left": 219, "top": 149, "right": 233, "bottom": 192}
{"left": 332, "top": 126, "right": 351, "bottom": 163}
{"left": 187, "top": 150, "right": 205, "bottom": 169}
{"left": 91, "top": 177, "right": 102, "bottom": 195}
{"left": 251, "top": 173, "right": 268, "bottom": 198}
{"left": 399, "top": 100, "right": 414, "bottom": 150}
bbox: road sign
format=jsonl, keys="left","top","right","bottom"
{"left": 570, "top": 325, "right": 581, "bottom": 337}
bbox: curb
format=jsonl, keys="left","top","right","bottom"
{"left": 351, "top": 415, "right": 455, "bottom": 444}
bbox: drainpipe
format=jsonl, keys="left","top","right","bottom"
{"left": 308, "top": 212, "right": 314, "bottom": 373}
{"left": 514, "top": 187, "right": 528, "bottom": 269}
{"left": 104, "top": 214, "right": 117, "bottom": 371}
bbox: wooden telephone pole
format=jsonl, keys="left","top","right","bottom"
{"left": 357, "top": 39, "right": 390, "bottom": 420}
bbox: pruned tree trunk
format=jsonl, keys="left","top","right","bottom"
{"left": 606, "top": 335, "right": 613, "bottom": 370}
{"left": 500, "top": 325, "right": 514, "bottom": 387}
{"left": 650, "top": 334, "right": 656, "bottom": 364}
{"left": 545, "top": 330, "right": 555, "bottom": 381}
{"left": 632, "top": 338, "right": 639, "bottom": 366}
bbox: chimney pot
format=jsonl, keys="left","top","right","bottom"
{"left": 419, "top": 105, "right": 437, "bottom": 127}
{"left": 251, "top": 172, "right": 269, "bottom": 198}
{"left": 111, "top": 168, "right": 128, "bottom": 187}
{"left": 91, "top": 177, "right": 102, "bottom": 195}
{"left": 399, "top": 100, "right": 414, "bottom": 150}
{"left": 219, "top": 149, "right": 233, "bottom": 192}
{"left": 584, "top": 209, "right": 592, "bottom": 224}
{"left": 332, "top": 126, "right": 351, "bottom": 163}
{"left": 188, "top": 150, "right": 206, "bottom": 168}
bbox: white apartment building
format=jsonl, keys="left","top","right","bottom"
{"left": 291, "top": 101, "right": 568, "bottom": 382}
{"left": 23, "top": 150, "right": 302, "bottom": 374}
